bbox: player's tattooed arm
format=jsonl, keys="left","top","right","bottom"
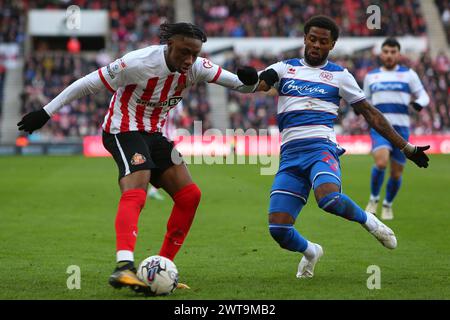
{"left": 352, "top": 99, "right": 430, "bottom": 168}
{"left": 352, "top": 100, "right": 406, "bottom": 149}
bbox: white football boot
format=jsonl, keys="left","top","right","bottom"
{"left": 381, "top": 204, "right": 394, "bottom": 220}
{"left": 147, "top": 187, "right": 165, "bottom": 200}
{"left": 366, "top": 213, "right": 397, "bottom": 249}
{"left": 365, "top": 199, "right": 379, "bottom": 216}
{"left": 296, "top": 244, "right": 324, "bottom": 279}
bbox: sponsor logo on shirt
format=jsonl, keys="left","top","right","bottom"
{"left": 136, "top": 96, "right": 183, "bottom": 108}
{"left": 106, "top": 58, "right": 127, "bottom": 79}
{"left": 370, "top": 82, "right": 408, "bottom": 92}
{"left": 281, "top": 79, "right": 329, "bottom": 95}
{"left": 106, "top": 65, "right": 115, "bottom": 79}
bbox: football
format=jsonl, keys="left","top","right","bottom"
{"left": 136, "top": 255, "right": 179, "bottom": 296}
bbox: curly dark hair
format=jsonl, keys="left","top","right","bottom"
{"left": 159, "top": 22, "right": 207, "bottom": 44}
{"left": 304, "top": 15, "right": 340, "bottom": 41}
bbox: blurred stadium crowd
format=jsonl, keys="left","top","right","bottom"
{"left": 193, "top": 0, "right": 427, "bottom": 37}
{"left": 225, "top": 50, "right": 450, "bottom": 135}
{"left": 0, "top": 0, "right": 449, "bottom": 140}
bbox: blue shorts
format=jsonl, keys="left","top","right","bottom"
{"left": 269, "top": 139, "right": 344, "bottom": 219}
{"left": 370, "top": 126, "right": 409, "bottom": 165}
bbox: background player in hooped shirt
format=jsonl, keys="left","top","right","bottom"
{"left": 254, "top": 15, "right": 430, "bottom": 279}
{"left": 17, "top": 23, "right": 260, "bottom": 293}
{"left": 364, "top": 38, "right": 430, "bottom": 220}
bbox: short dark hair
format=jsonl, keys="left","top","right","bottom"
{"left": 159, "top": 22, "right": 207, "bottom": 44}
{"left": 304, "top": 15, "right": 339, "bottom": 41}
{"left": 382, "top": 37, "right": 401, "bottom": 50}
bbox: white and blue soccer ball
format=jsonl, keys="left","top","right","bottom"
{"left": 137, "top": 255, "right": 178, "bottom": 296}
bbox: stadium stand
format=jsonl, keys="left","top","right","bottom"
{"left": 435, "top": 0, "right": 450, "bottom": 44}
{"left": 22, "top": 53, "right": 110, "bottom": 141}
{"left": 0, "top": 0, "right": 26, "bottom": 46}
{"left": 193, "top": 0, "right": 427, "bottom": 37}
{"left": 0, "top": 56, "right": 5, "bottom": 116}
{"left": 17, "top": 0, "right": 215, "bottom": 138}
{"left": 0, "top": 0, "right": 448, "bottom": 140}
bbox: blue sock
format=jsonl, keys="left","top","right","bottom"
{"left": 385, "top": 177, "right": 402, "bottom": 203}
{"left": 269, "top": 224, "right": 308, "bottom": 252}
{"left": 370, "top": 166, "right": 385, "bottom": 198}
{"left": 318, "top": 192, "right": 367, "bottom": 224}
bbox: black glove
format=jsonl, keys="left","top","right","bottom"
{"left": 17, "top": 109, "right": 50, "bottom": 134}
{"left": 237, "top": 66, "right": 259, "bottom": 86}
{"left": 259, "top": 68, "right": 279, "bottom": 87}
{"left": 403, "top": 144, "right": 430, "bottom": 168}
{"left": 410, "top": 102, "right": 423, "bottom": 112}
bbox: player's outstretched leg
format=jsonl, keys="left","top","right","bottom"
{"left": 156, "top": 164, "right": 201, "bottom": 289}
{"left": 317, "top": 189, "right": 397, "bottom": 249}
{"left": 158, "top": 183, "right": 201, "bottom": 260}
{"left": 109, "top": 187, "right": 148, "bottom": 290}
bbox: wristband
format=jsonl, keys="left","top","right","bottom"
{"left": 401, "top": 142, "right": 415, "bottom": 154}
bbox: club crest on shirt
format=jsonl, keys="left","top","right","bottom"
{"left": 320, "top": 71, "right": 333, "bottom": 82}
{"left": 130, "top": 153, "right": 146, "bottom": 166}
{"left": 202, "top": 58, "right": 213, "bottom": 69}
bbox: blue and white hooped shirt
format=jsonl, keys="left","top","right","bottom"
{"left": 267, "top": 58, "right": 365, "bottom": 147}
{"left": 363, "top": 65, "right": 426, "bottom": 129}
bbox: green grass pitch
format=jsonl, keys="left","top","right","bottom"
{"left": 0, "top": 154, "right": 449, "bottom": 299}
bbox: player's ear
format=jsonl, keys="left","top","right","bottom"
{"left": 330, "top": 40, "right": 336, "bottom": 50}
{"left": 166, "top": 38, "right": 176, "bottom": 56}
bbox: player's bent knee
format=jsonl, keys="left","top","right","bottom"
{"left": 173, "top": 183, "right": 202, "bottom": 210}
{"left": 375, "top": 162, "right": 388, "bottom": 170}
{"left": 318, "top": 191, "right": 343, "bottom": 213}
{"left": 269, "top": 224, "right": 293, "bottom": 249}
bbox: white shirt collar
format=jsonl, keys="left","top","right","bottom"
{"left": 300, "top": 58, "right": 329, "bottom": 69}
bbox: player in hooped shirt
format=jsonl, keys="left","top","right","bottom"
{"left": 364, "top": 38, "right": 430, "bottom": 220}
{"left": 254, "top": 16, "right": 430, "bottom": 278}
{"left": 17, "top": 23, "right": 260, "bottom": 292}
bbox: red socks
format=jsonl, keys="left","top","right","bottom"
{"left": 159, "top": 183, "right": 202, "bottom": 261}
{"left": 114, "top": 184, "right": 201, "bottom": 263}
{"left": 115, "top": 189, "right": 147, "bottom": 261}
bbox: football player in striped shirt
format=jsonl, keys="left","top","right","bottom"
{"left": 17, "top": 23, "right": 259, "bottom": 293}
{"left": 364, "top": 38, "right": 430, "bottom": 220}
{"left": 255, "top": 16, "right": 430, "bottom": 279}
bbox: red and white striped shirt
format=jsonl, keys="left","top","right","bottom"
{"left": 98, "top": 45, "right": 228, "bottom": 134}
{"left": 43, "top": 45, "right": 256, "bottom": 134}
{"left": 161, "top": 101, "right": 183, "bottom": 140}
